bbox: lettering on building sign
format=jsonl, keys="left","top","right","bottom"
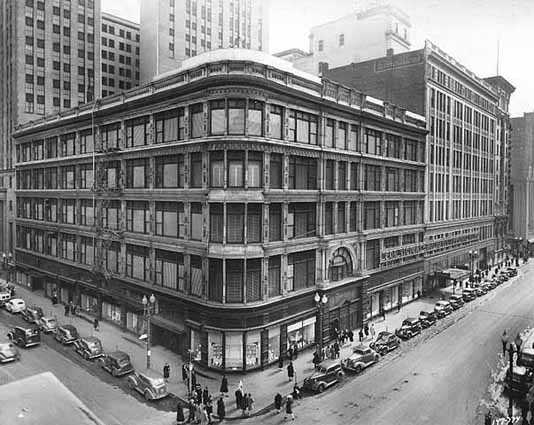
{"left": 380, "top": 244, "right": 423, "bottom": 264}
{"left": 375, "top": 53, "right": 424, "bottom": 72}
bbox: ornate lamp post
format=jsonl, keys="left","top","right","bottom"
{"left": 468, "top": 250, "right": 478, "bottom": 285}
{"left": 142, "top": 293, "right": 156, "bottom": 369}
{"left": 314, "top": 292, "right": 328, "bottom": 359}
{"left": 508, "top": 342, "right": 516, "bottom": 418}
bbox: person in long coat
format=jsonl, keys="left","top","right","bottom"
{"left": 216, "top": 397, "right": 225, "bottom": 422}
{"left": 220, "top": 374, "right": 228, "bottom": 395}
{"left": 191, "top": 370, "right": 197, "bottom": 390}
{"left": 182, "top": 363, "right": 188, "bottom": 382}
{"left": 358, "top": 328, "right": 364, "bottom": 342}
{"left": 364, "top": 324, "right": 369, "bottom": 338}
{"left": 287, "top": 361, "right": 295, "bottom": 382}
{"left": 163, "top": 362, "right": 170, "bottom": 382}
{"left": 285, "top": 395, "right": 295, "bottom": 421}
{"left": 235, "top": 386, "right": 243, "bottom": 410}
{"left": 176, "top": 402, "right": 185, "bottom": 424}
{"left": 278, "top": 354, "right": 284, "bottom": 370}
{"left": 241, "top": 393, "right": 248, "bottom": 417}
{"left": 187, "top": 400, "right": 196, "bottom": 424}
{"left": 348, "top": 329, "right": 354, "bottom": 343}
{"left": 202, "top": 386, "right": 210, "bottom": 405}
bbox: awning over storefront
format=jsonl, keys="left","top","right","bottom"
{"left": 436, "top": 268, "right": 471, "bottom": 281}
{"left": 151, "top": 315, "right": 186, "bottom": 335}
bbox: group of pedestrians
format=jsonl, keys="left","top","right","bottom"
{"left": 274, "top": 393, "right": 295, "bottom": 421}
{"left": 176, "top": 395, "right": 226, "bottom": 424}
{"left": 234, "top": 381, "right": 255, "bottom": 417}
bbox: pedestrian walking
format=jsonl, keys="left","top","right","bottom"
{"left": 64, "top": 303, "right": 70, "bottom": 316}
{"left": 348, "top": 329, "right": 354, "bottom": 343}
{"left": 292, "top": 383, "right": 302, "bottom": 400}
{"left": 191, "top": 370, "right": 197, "bottom": 391}
{"left": 287, "top": 361, "right": 295, "bottom": 382}
{"left": 241, "top": 393, "right": 248, "bottom": 417}
{"left": 333, "top": 341, "right": 340, "bottom": 359}
{"left": 247, "top": 393, "right": 254, "bottom": 415}
{"left": 293, "top": 343, "right": 298, "bottom": 359}
{"left": 274, "top": 393, "right": 283, "bottom": 413}
{"left": 71, "top": 303, "right": 77, "bottom": 316}
{"left": 219, "top": 374, "right": 228, "bottom": 396}
{"left": 205, "top": 399, "right": 213, "bottom": 424}
{"left": 417, "top": 289, "right": 421, "bottom": 298}
{"left": 182, "top": 363, "right": 188, "bottom": 382}
{"left": 502, "top": 329, "right": 509, "bottom": 357}
{"left": 312, "top": 351, "right": 321, "bottom": 370}
{"left": 364, "top": 324, "right": 369, "bottom": 339}
{"left": 358, "top": 328, "right": 364, "bottom": 343}
{"left": 382, "top": 310, "right": 386, "bottom": 320}
{"left": 187, "top": 399, "right": 196, "bottom": 424}
{"left": 176, "top": 402, "right": 185, "bottom": 425}
{"left": 287, "top": 345, "right": 294, "bottom": 361}
{"left": 68, "top": 301, "right": 74, "bottom": 315}
{"left": 202, "top": 386, "right": 210, "bottom": 405}
{"left": 216, "top": 397, "right": 225, "bottom": 422}
{"left": 278, "top": 354, "right": 284, "bottom": 370}
{"left": 235, "top": 386, "right": 243, "bottom": 410}
{"left": 284, "top": 394, "right": 295, "bottom": 421}
{"left": 370, "top": 323, "right": 376, "bottom": 340}
{"left": 163, "top": 362, "right": 170, "bottom": 382}
{"left": 93, "top": 317, "right": 99, "bottom": 331}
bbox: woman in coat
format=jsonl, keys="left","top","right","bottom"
{"left": 287, "top": 361, "right": 295, "bottom": 382}
{"left": 274, "top": 393, "right": 283, "bottom": 413}
{"left": 216, "top": 397, "right": 226, "bottom": 422}
{"left": 176, "top": 402, "right": 185, "bottom": 424}
{"left": 285, "top": 395, "right": 295, "bottom": 421}
{"left": 220, "top": 374, "right": 228, "bottom": 395}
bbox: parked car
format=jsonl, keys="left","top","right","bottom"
{"left": 127, "top": 370, "right": 169, "bottom": 401}
{"left": 462, "top": 288, "right": 477, "bottom": 302}
{"left": 395, "top": 318, "right": 422, "bottom": 340}
{"left": 100, "top": 351, "right": 134, "bottom": 377}
{"left": 7, "top": 325, "right": 40, "bottom": 348}
{"left": 504, "top": 365, "right": 533, "bottom": 397}
{"left": 434, "top": 300, "right": 453, "bottom": 318}
{"left": 5, "top": 299, "right": 26, "bottom": 314}
{"left": 74, "top": 336, "right": 104, "bottom": 360}
{"left": 419, "top": 311, "right": 437, "bottom": 328}
{"left": 484, "top": 279, "right": 497, "bottom": 290}
{"left": 0, "top": 290, "right": 11, "bottom": 307}
{"left": 449, "top": 294, "right": 465, "bottom": 310}
{"left": 506, "top": 267, "right": 518, "bottom": 277}
{"left": 497, "top": 274, "right": 509, "bottom": 283}
{"left": 39, "top": 316, "right": 58, "bottom": 334}
{"left": 369, "top": 331, "right": 400, "bottom": 355}
{"left": 0, "top": 342, "right": 20, "bottom": 363}
{"left": 473, "top": 285, "right": 487, "bottom": 296}
{"left": 55, "top": 325, "right": 79, "bottom": 345}
{"left": 341, "top": 345, "right": 379, "bottom": 373}
{"left": 21, "top": 305, "right": 44, "bottom": 324}
{"left": 302, "top": 360, "right": 343, "bottom": 393}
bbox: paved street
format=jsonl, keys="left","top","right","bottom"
{"left": 0, "top": 315, "right": 174, "bottom": 425}
{"left": 252, "top": 262, "right": 532, "bottom": 425}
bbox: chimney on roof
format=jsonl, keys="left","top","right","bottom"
{"left": 386, "top": 48, "right": 394, "bottom": 57}
{"left": 318, "top": 61, "right": 329, "bottom": 75}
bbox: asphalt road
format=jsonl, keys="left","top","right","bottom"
{"left": 256, "top": 263, "right": 534, "bottom": 425}
{"left": 0, "top": 312, "right": 174, "bottom": 425}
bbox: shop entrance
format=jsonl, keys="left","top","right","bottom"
{"left": 152, "top": 325, "right": 184, "bottom": 356}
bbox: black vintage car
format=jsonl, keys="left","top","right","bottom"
{"left": 74, "top": 336, "right": 104, "bottom": 360}
{"left": 54, "top": 325, "right": 79, "bottom": 345}
{"left": 302, "top": 360, "right": 343, "bottom": 393}
{"left": 369, "top": 331, "right": 401, "bottom": 355}
{"left": 100, "top": 351, "right": 134, "bottom": 377}
{"left": 419, "top": 311, "right": 437, "bottom": 328}
{"left": 448, "top": 294, "right": 465, "bottom": 310}
{"left": 504, "top": 365, "right": 534, "bottom": 398}
{"left": 7, "top": 325, "right": 41, "bottom": 348}
{"left": 395, "top": 318, "right": 422, "bottom": 340}
{"left": 21, "top": 305, "right": 43, "bottom": 324}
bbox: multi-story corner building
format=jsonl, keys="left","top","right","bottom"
{"left": 510, "top": 113, "right": 534, "bottom": 255}
{"left": 0, "top": 0, "right": 101, "bottom": 258}
{"left": 140, "top": 0, "right": 269, "bottom": 83}
{"left": 13, "top": 49, "right": 426, "bottom": 371}
{"left": 275, "top": 1, "right": 411, "bottom": 76}
{"left": 101, "top": 12, "right": 140, "bottom": 97}
{"left": 326, "top": 40, "right": 514, "bottom": 290}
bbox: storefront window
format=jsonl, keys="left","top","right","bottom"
{"left": 225, "top": 332, "right": 243, "bottom": 370}
{"left": 102, "top": 301, "right": 121, "bottom": 324}
{"left": 287, "top": 317, "right": 316, "bottom": 350}
{"left": 245, "top": 331, "right": 261, "bottom": 369}
{"left": 191, "top": 329, "right": 203, "bottom": 362}
{"left": 208, "top": 332, "right": 223, "bottom": 369}
{"left": 268, "top": 327, "right": 280, "bottom": 362}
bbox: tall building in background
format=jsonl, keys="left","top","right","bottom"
{"left": 510, "top": 113, "right": 534, "bottom": 255}
{"left": 275, "top": 2, "right": 411, "bottom": 75}
{"left": 140, "top": 0, "right": 269, "bottom": 82}
{"left": 0, "top": 0, "right": 101, "bottom": 256}
{"left": 326, "top": 41, "right": 514, "bottom": 294}
{"left": 101, "top": 12, "right": 140, "bottom": 97}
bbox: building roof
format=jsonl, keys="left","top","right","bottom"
{"left": 273, "top": 48, "right": 312, "bottom": 59}
{"left": 0, "top": 372, "right": 106, "bottom": 425}
{"left": 483, "top": 76, "right": 516, "bottom": 94}
{"left": 101, "top": 11, "right": 140, "bottom": 31}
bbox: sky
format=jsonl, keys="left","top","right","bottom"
{"left": 102, "top": 0, "right": 534, "bottom": 116}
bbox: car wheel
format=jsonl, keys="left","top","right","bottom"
{"left": 318, "top": 384, "right": 325, "bottom": 393}
{"left": 83, "top": 351, "right": 89, "bottom": 360}
{"left": 337, "top": 371, "right": 344, "bottom": 379}
{"left": 112, "top": 368, "right": 118, "bottom": 377}
{"left": 144, "top": 390, "right": 151, "bottom": 401}
{"left": 374, "top": 355, "right": 379, "bottom": 362}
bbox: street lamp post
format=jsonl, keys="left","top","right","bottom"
{"left": 468, "top": 250, "right": 478, "bottom": 286}
{"left": 314, "top": 292, "right": 328, "bottom": 360}
{"left": 508, "top": 343, "right": 515, "bottom": 418}
{"left": 142, "top": 294, "right": 156, "bottom": 369}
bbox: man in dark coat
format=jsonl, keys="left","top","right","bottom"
{"left": 274, "top": 393, "right": 282, "bottom": 413}
{"left": 220, "top": 374, "right": 228, "bottom": 395}
{"left": 191, "top": 370, "right": 197, "bottom": 390}
{"left": 287, "top": 361, "right": 295, "bottom": 382}
{"left": 216, "top": 397, "right": 225, "bottom": 422}
{"left": 364, "top": 324, "right": 369, "bottom": 338}
{"left": 285, "top": 395, "right": 295, "bottom": 421}
{"left": 176, "top": 402, "right": 185, "bottom": 424}
{"left": 64, "top": 303, "right": 70, "bottom": 316}
{"left": 293, "top": 343, "right": 298, "bottom": 359}
{"left": 187, "top": 399, "right": 196, "bottom": 424}
{"left": 278, "top": 354, "right": 284, "bottom": 370}
{"left": 333, "top": 341, "right": 340, "bottom": 359}
{"left": 202, "top": 386, "right": 210, "bottom": 405}
{"left": 358, "top": 328, "right": 364, "bottom": 342}
{"left": 163, "top": 362, "right": 170, "bottom": 382}
{"left": 348, "top": 329, "right": 354, "bottom": 343}
{"left": 312, "top": 351, "right": 321, "bottom": 370}
{"left": 241, "top": 393, "right": 248, "bottom": 417}
{"left": 287, "top": 346, "right": 294, "bottom": 361}
{"left": 182, "top": 363, "right": 188, "bottom": 382}
{"left": 235, "top": 387, "right": 243, "bottom": 410}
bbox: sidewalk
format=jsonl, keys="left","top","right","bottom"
{"left": 8, "top": 263, "right": 526, "bottom": 420}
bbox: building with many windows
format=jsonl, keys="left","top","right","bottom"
{"left": 275, "top": 1, "right": 411, "bottom": 76}
{"left": 13, "top": 49, "right": 426, "bottom": 372}
{"left": 140, "top": 0, "right": 269, "bottom": 82}
{"left": 326, "top": 40, "right": 514, "bottom": 289}
{"left": 0, "top": 0, "right": 101, "bottom": 260}
{"left": 101, "top": 12, "right": 140, "bottom": 97}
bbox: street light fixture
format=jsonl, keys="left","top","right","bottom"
{"left": 314, "top": 292, "right": 328, "bottom": 360}
{"left": 142, "top": 293, "right": 156, "bottom": 369}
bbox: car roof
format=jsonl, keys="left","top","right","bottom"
{"left": 436, "top": 300, "right": 449, "bottom": 304}
{"left": 10, "top": 298, "right": 24, "bottom": 303}
{"left": 404, "top": 317, "right": 419, "bottom": 322}
{"left": 82, "top": 336, "right": 101, "bottom": 343}
{"left": 318, "top": 359, "right": 340, "bottom": 368}
{"left": 137, "top": 369, "right": 164, "bottom": 379}
{"left": 353, "top": 344, "right": 369, "bottom": 351}
{"left": 377, "top": 331, "right": 393, "bottom": 338}
{"left": 60, "top": 325, "right": 77, "bottom": 331}
{"left": 15, "top": 325, "right": 38, "bottom": 331}
{"left": 109, "top": 351, "right": 129, "bottom": 360}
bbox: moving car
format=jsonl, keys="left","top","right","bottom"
{"left": 302, "top": 360, "right": 344, "bottom": 393}
{"left": 419, "top": 311, "right": 437, "bottom": 328}
{"left": 100, "top": 351, "right": 134, "bottom": 377}
{"left": 7, "top": 326, "right": 41, "bottom": 348}
{"left": 434, "top": 300, "right": 453, "bottom": 318}
{"left": 369, "top": 331, "right": 400, "bottom": 355}
{"left": 448, "top": 294, "right": 465, "bottom": 310}
{"left": 74, "top": 336, "right": 104, "bottom": 360}
{"left": 395, "top": 318, "right": 422, "bottom": 340}
{"left": 0, "top": 342, "right": 20, "bottom": 363}
{"left": 341, "top": 345, "right": 379, "bottom": 373}
{"left": 504, "top": 365, "right": 533, "bottom": 397}
{"left": 54, "top": 325, "right": 79, "bottom": 345}
{"left": 39, "top": 316, "right": 57, "bottom": 334}
{"left": 5, "top": 298, "right": 26, "bottom": 314}
{"left": 462, "top": 288, "right": 477, "bottom": 302}
{"left": 127, "top": 370, "right": 169, "bottom": 401}
{"left": 21, "top": 305, "right": 44, "bottom": 324}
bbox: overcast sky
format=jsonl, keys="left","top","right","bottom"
{"left": 102, "top": 0, "right": 533, "bottom": 116}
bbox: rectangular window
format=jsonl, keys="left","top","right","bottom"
{"left": 126, "top": 159, "right": 147, "bottom": 188}
{"left": 269, "top": 203, "right": 282, "bottom": 241}
{"left": 155, "top": 250, "right": 184, "bottom": 291}
{"left": 126, "top": 201, "right": 150, "bottom": 234}
{"left": 386, "top": 167, "right": 400, "bottom": 192}
{"left": 155, "top": 155, "right": 184, "bottom": 188}
{"left": 337, "top": 122, "right": 347, "bottom": 149}
{"left": 268, "top": 256, "right": 281, "bottom": 297}
{"left": 209, "top": 203, "right": 224, "bottom": 242}
{"left": 208, "top": 259, "right": 223, "bottom": 301}
{"left": 364, "top": 202, "right": 380, "bottom": 230}
{"left": 337, "top": 202, "right": 346, "bottom": 233}
{"left": 349, "top": 202, "right": 358, "bottom": 232}
{"left": 324, "top": 119, "right": 335, "bottom": 148}
{"left": 60, "top": 233, "right": 76, "bottom": 261}
{"left": 60, "top": 166, "right": 76, "bottom": 189}
{"left": 247, "top": 204, "right": 262, "bottom": 243}
{"left": 246, "top": 259, "right": 261, "bottom": 302}
{"left": 155, "top": 202, "right": 185, "bottom": 238}
{"left": 125, "top": 116, "right": 149, "bottom": 147}
{"left": 210, "top": 99, "right": 226, "bottom": 135}
{"left": 80, "top": 200, "right": 94, "bottom": 226}
{"left": 60, "top": 133, "right": 76, "bottom": 156}
{"left": 227, "top": 151, "right": 244, "bottom": 187}
{"left": 226, "top": 259, "right": 243, "bottom": 303}
{"left": 269, "top": 153, "right": 283, "bottom": 189}
{"left": 364, "top": 165, "right": 381, "bottom": 191}
{"left": 385, "top": 134, "right": 401, "bottom": 158}
{"left": 79, "top": 130, "right": 94, "bottom": 154}
{"left": 269, "top": 105, "right": 283, "bottom": 139}
{"left": 385, "top": 201, "right": 399, "bottom": 227}
{"left": 289, "top": 156, "right": 317, "bottom": 190}
{"left": 248, "top": 100, "right": 264, "bottom": 136}
{"left": 126, "top": 244, "right": 149, "bottom": 281}
{"left": 365, "top": 239, "right": 380, "bottom": 270}
{"left": 190, "top": 103, "right": 204, "bottom": 138}
{"left": 287, "top": 250, "right": 315, "bottom": 291}
{"left": 190, "top": 203, "right": 203, "bottom": 240}
{"left": 190, "top": 152, "right": 203, "bottom": 188}
{"left": 210, "top": 151, "right": 224, "bottom": 188}
{"left": 364, "top": 129, "right": 382, "bottom": 155}
{"left": 404, "top": 201, "right": 417, "bottom": 225}
{"left": 325, "top": 160, "right": 335, "bottom": 190}
{"left": 287, "top": 203, "right": 316, "bottom": 239}
{"left": 247, "top": 152, "right": 262, "bottom": 188}
{"left": 228, "top": 99, "right": 245, "bottom": 134}
{"left": 79, "top": 237, "right": 95, "bottom": 265}
{"left": 101, "top": 123, "right": 120, "bottom": 151}
{"left": 155, "top": 108, "right": 185, "bottom": 143}
{"left": 227, "top": 204, "right": 244, "bottom": 243}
